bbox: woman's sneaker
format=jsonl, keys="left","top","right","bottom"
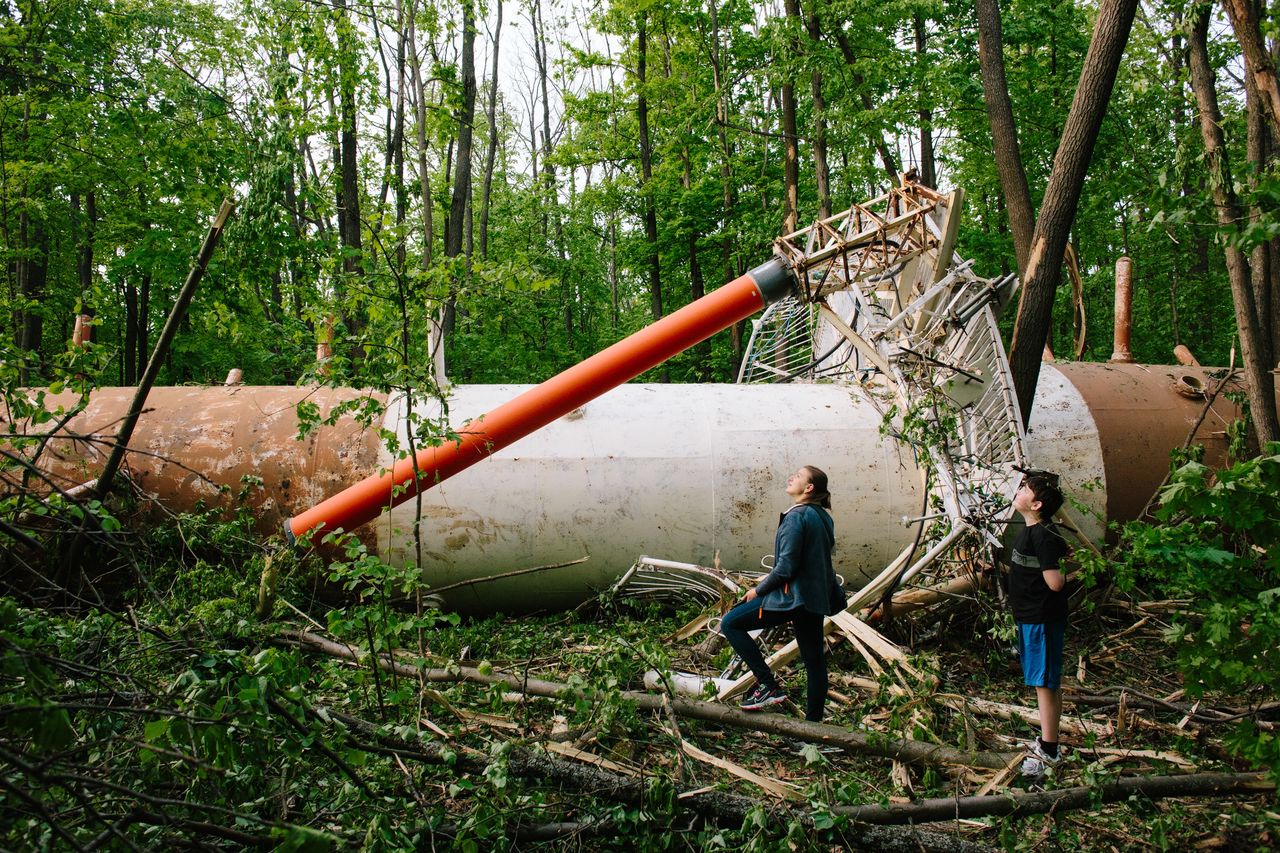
{"left": 1020, "top": 737, "right": 1061, "bottom": 783}
{"left": 739, "top": 684, "right": 787, "bottom": 711}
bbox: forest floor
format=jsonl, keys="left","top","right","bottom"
{"left": 2, "top": 551, "right": 1277, "bottom": 851}
{"left": 414, "top": 591, "right": 1274, "bottom": 850}
{"left": 297, "top": 583, "right": 1277, "bottom": 851}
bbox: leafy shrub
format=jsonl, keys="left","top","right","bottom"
{"left": 1081, "top": 445, "right": 1279, "bottom": 777}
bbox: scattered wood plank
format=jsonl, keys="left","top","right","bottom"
{"left": 543, "top": 742, "right": 640, "bottom": 776}
{"left": 975, "top": 750, "right": 1027, "bottom": 797}
{"left": 680, "top": 740, "right": 803, "bottom": 801}
{"left": 1086, "top": 746, "right": 1198, "bottom": 770}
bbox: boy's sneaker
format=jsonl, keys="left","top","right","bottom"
{"left": 739, "top": 684, "right": 786, "bottom": 711}
{"left": 1020, "top": 737, "right": 1061, "bottom": 783}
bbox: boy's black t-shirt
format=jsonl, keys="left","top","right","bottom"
{"left": 1008, "top": 522, "right": 1070, "bottom": 624}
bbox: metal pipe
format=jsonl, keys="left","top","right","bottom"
{"left": 1174, "top": 344, "right": 1200, "bottom": 366}
{"left": 284, "top": 259, "right": 796, "bottom": 543}
{"left": 72, "top": 314, "right": 93, "bottom": 347}
{"left": 1111, "top": 256, "right": 1134, "bottom": 363}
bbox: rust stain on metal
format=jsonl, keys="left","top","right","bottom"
{"left": 1055, "top": 363, "right": 1274, "bottom": 525}
{"left": 14, "top": 386, "right": 387, "bottom": 548}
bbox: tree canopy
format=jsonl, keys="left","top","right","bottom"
{"left": 3, "top": 0, "right": 1276, "bottom": 406}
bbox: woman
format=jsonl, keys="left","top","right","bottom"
{"left": 720, "top": 465, "right": 844, "bottom": 722}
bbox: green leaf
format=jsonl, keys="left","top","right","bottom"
{"left": 144, "top": 718, "right": 170, "bottom": 742}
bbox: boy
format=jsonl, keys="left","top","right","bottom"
{"left": 1008, "top": 471, "right": 1069, "bottom": 784}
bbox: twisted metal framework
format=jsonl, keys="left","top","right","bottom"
{"left": 745, "top": 180, "right": 1026, "bottom": 551}
{"left": 609, "top": 557, "right": 743, "bottom": 607}
{"left": 717, "top": 181, "right": 1030, "bottom": 698}
{"left": 621, "top": 181, "right": 1030, "bottom": 697}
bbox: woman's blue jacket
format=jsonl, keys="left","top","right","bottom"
{"left": 753, "top": 503, "right": 841, "bottom": 615}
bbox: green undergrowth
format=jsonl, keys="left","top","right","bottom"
{"left": 1, "top": 453, "right": 1278, "bottom": 849}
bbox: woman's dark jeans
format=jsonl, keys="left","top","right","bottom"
{"left": 720, "top": 599, "right": 828, "bottom": 722}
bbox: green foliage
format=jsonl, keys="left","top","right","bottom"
{"left": 5, "top": 0, "right": 1280, "bottom": 844}
{"left": 1080, "top": 447, "right": 1280, "bottom": 777}
{"left": 1, "top": 0, "right": 1266, "bottom": 389}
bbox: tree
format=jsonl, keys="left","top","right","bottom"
{"left": 1187, "top": 7, "right": 1280, "bottom": 445}
{"left": 996, "top": 0, "right": 1141, "bottom": 426}
{"left": 974, "top": 0, "right": 1034, "bottom": 278}
{"left": 636, "top": 10, "right": 663, "bottom": 336}
{"left": 478, "top": 0, "right": 503, "bottom": 260}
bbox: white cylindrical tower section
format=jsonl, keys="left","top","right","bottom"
{"left": 1022, "top": 365, "right": 1108, "bottom": 543}
{"left": 380, "top": 383, "right": 923, "bottom": 611}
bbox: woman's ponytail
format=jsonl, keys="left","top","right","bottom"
{"left": 802, "top": 465, "right": 832, "bottom": 509}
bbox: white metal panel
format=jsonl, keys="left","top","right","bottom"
{"left": 1022, "top": 365, "right": 1108, "bottom": 543}
{"left": 378, "top": 383, "right": 923, "bottom": 611}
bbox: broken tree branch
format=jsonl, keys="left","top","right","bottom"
{"left": 423, "top": 556, "right": 590, "bottom": 596}
{"left": 325, "top": 704, "right": 991, "bottom": 852}
{"left": 95, "top": 199, "right": 236, "bottom": 500}
{"left": 280, "top": 629, "right": 1015, "bottom": 770}
{"left": 831, "top": 771, "right": 1273, "bottom": 824}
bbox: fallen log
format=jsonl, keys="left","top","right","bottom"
{"left": 832, "top": 771, "right": 1274, "bottom": 825}
{"left": 325, "top": 704, "right": 991, "bottom": 852}
{"left": 281, "top": 629, "right": 1014, "bottom": 770}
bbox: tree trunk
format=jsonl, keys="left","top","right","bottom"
{"left": 123, "top": 279, "right": 138, "bottom": 385}
{"left": 531, "top": 0, "right": 553, "bottom": 240}
{"left": 321, "top": 699, "right": 992, "bottom": 851}
{"left": 284, "top": 630, "right": 1015, "bottom": 770}
{"left": 1271, "top": 231, "right": 1280, "bottom": 364}
{"left": 443, "top": 0, "right": 477, "bottom": 353}
{"left": 392, "top": 0, "right": 408, "bottom": 272}
{"left": 16, "top": 211, "right": 48, "bottom": 380}
{"left": 1246, "top": 35, "right": 1275, "bottom": 367}
{"left": 607, "top": 217, "right": 620, "bottom": 331}
{"left": 371, "top": 7, "right": 399, "bottom": 252}
{"left": 1221, "top": 0, "right": 1280, "bottom": 141}
{"left": 531, "top": 0, "right": 571, "bottom": 341}
{"left": 637, "top": 13, "right": 664, "bottom": 354}
{"left": 446, "top": 0, "right": 476, "bottom": 261}
{"left": 914, "top": 14, "right": 936, "bottom": 189}
{"left": 1272, "top": 23, "right": 1280, "bottom": 362}
{"left": 73, "top": 190, "right": 96, "bottom": 304}
{"left": 13, "top": 102, "right": 48, "bottom": 382}
{"left": 137, "top": 273, "right": 150, "bottom": 383}
{"left": 802, "top": 1, "right": 830, "bottom": 219}
{"left": 682, "top": 147, "right": 710, "bottom": 379}
{"left": 781, "top": 0, "right": 801, "bottom": 234}
{"left": 478, "top": 0, "right": 502, "bottom": 260}
{"left": 1188, "top": 8, "right": 1280, "bottom": 445}
{"left": 335, "top": 0, "right": 363, "bottom": 279}
{"left": 833, "top": 772, "right": 1274, "bottom": 825}
{"left": 334, "top": 0, "right": 366, "bottom": 358}
{"left": 1007, "top": 0, "right": 1139, "bottom": 427}
{"left": 975, "top": 0, "right": 1034, "bottom": 277}
{"left": 408, "top": 5, "right": 434, "bottom": 268}
{"left": 710, "top": 0, "right": 742, "bottom": 367}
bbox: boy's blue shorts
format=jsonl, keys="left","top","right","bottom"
{"left": 1017, "top": 622, "right": 1066, "bottom": 689}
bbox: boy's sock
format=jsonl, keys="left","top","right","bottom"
{"left": 1039, "top": 739, "right": 1059, "bottom": 759}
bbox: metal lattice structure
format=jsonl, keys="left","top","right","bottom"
{"left": 742, "top": 181, "right": 1026, "bottom": 547}
{"left": 716, "top": 180, "right": 1029, "bottom": 698}
{"left": 615, "top": 180, "right": 1032, "bottom": 700}
{"left": 609, "top": 557, "right": 744, "bottom": 607}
